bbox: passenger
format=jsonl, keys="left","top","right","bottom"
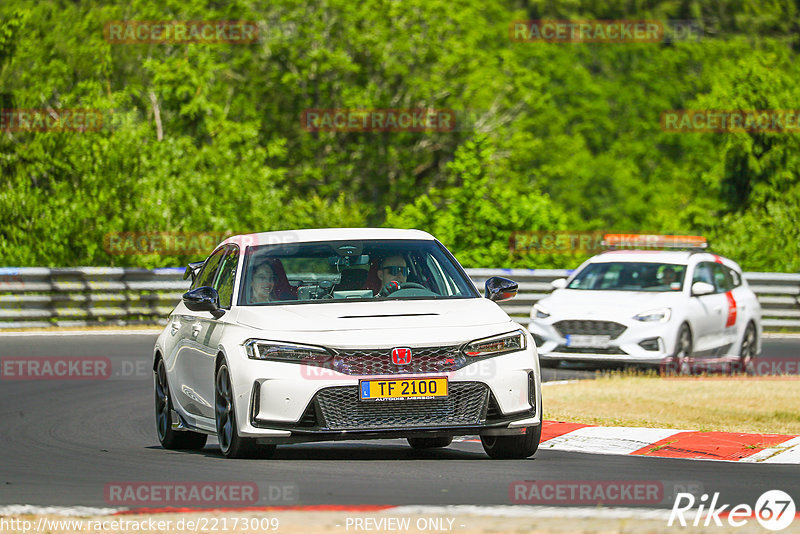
{"left": 250, "top": 262, "right": 276, "bottom": 302}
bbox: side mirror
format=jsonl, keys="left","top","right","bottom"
{"left": 182, "top": 286, "right": 224, "bottom": 318}
{"left": 691, "top": 281, "right": 715, "bottom": 296}
{"left": 550, "top": 278, "right": 567, "bottom": 290}
{"left": 485, "top": 276, "right": 518, "bottom": 302}
{"left": 183, "top": 261, "right": 204, "bottom": 283}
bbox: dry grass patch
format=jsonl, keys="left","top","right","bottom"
{"left": 543, "top": 373, "right": 800, "bottom": 434}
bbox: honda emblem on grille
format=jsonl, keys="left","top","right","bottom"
{"left": 391, "top": 347, "right": 412, "bottom": 365}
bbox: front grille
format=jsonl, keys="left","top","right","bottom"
{"left": 554, "top": 345, "right": 627, "bottom": 355}
{"left": 315, "top": 382, "right": 490, "bottom": 430}
{"left": 553, "top": 320, "right": 626, "bottom": 339}
{"left": 328, "top": 345, "right": 465, "bottom": 375}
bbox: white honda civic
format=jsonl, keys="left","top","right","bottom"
{"left": 528, "top": 235, "right": 762, "bottom": 372}
{"left": 153, "top": 228, "right": 541, "bottom": 459}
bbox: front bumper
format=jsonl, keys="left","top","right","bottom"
{"left": 231, "top": 345, "right": 541, "bottom": 442}
{"left": 528, "top": 317, "right": 676, "bottom": 365}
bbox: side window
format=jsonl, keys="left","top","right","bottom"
{"left": 692, "top": 263, "right": 714, "bottom": 286}
{"left": 711, "top": 263, "right": 732, "bottom": 293}
{"left": 215, "top": 247, "right": 239, "bottom": 308}
{"left": 193, "top": 247, "right": 226, "bottom": 289}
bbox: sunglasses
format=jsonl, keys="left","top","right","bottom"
{"left": 382, "top": 266, "right": 409, "bottom": 276}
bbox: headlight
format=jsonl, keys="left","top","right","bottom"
{"left": 463, "top": 329, "right": 527, "bottom": 358}
{"left": 244, "top": 339, "right": 333, "bottom": 364}
{"left": 532, "top": 303, "right": 550, "bottom": 319}
{"left": 633, "top": 308, "right": 672, "bottom": 322}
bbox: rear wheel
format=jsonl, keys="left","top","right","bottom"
{"left": 407, "top": 437, "right": 453, "bottom": 449}
{"left": 481, "top": 425, "right": 541, "bottom": 459}
{"left": 215, "top": 362, "right": 276, "bottom": 459}
{"left": 154, "top": 358, "right": 207, "bottom": 450}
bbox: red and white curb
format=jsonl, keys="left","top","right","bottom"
{"left": 536, "top": 421, "right": 800, "bottom": 463}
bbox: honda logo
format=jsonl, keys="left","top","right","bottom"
{"left": 391, "top": 347, "right": 412, "bottom": 365}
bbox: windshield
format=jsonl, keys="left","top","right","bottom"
{"left": 238, "top": 239, "right": 479, "bottom": 305}
{"left": 567, "top": 262, "right": 687, "bottom": 292}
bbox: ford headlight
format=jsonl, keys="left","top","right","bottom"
{"left": 244, "top": 339, "right": 333, "bottom": 364}
{"left": 463, "top": 329, "right": 527, "bottom": 358}
{"left": 633, "top": 308, "right": 671, "bottom": 323}
{"left": 532, "top": 303, "right": 550, "bottom": 319}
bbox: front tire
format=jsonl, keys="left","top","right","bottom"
{"left": 734, "top": 322, "right": 757, "bottom": 375}
{"left": 154, "top": 358, "right": 207, "bottom": 450}
{"left": 215, "top": 362, "right": 276, "bottom": 459}
{"left": 481, "top": 425, "right": 541, "bottom": 459}
{"left": 407, "top": 437, "right": 453, "bottom": 449}
{"left": 663, "top": 323, "right": 692, "bottom": 375}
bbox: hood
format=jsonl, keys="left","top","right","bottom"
{"left": 537, "top": 289, "right": 684, "bottom": 319}
{"left": 233, "top": 298, "right": 511, "bottom": 332}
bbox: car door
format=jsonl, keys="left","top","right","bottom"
{"left": 190, "top": 245, "right": 240, "bottom": 418}
{"left": 686, "top": 261, "right": 727, "bottom": 355}
{"left": 712, "top": 263, "right": 740, "bottom": 351}
{"left": 172, "top": 246, "right": 227, "bottom": 419}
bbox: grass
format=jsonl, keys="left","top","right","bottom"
{"left": 543, "top": 371, "right": 800, "bottom": 434}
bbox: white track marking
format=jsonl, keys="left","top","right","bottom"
{"left": 0, "top": 505, "right": 121, "bottom": 516}
{"left": 740, "top": 436, "right": 800, "bottom": 464}
{"left": 541, "top": 426, "right": 681, "bottom": 455}
{"left": 391, "top": 505, "right": 672, "bottom": 520}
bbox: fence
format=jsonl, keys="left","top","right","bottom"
{"left": 0, "top": 267, "right": 798, "bottom": 331}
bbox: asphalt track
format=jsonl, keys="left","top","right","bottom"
{"left": 0, "top": 333, "right": 798, "bottom": 510}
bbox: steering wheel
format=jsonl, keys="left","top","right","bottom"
{"left": 378, "top": 281, "right": 427, "bottom": 297}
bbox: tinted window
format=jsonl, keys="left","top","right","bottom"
{"left": 692, "top": 263, "right": 714, "bottom": 286}
{"left": 567, "top": 262, "right": 686, "bottom": 292}
{"left": 239, "top": 239, "right": 479, "bottom": 305}
{"left": 193, "top": 247, "right": 226, "bottom": 289}
{"left": 215, "top": 246, "right": 239, "bottom": 308}
{"left": 712, "top": 263, "right": 732, "bottom": 292}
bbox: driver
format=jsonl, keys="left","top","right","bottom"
{"left": 377, "top": 255, "right": 408, "bottom": 292}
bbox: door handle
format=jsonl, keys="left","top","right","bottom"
{"left": 191, "top": 323, "right": 202, "bottom": 338}
{"left": 713, "top": 306, "right": 722, "bottom": 314}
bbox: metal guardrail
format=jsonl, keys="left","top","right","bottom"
{"left": 1, "top": 267, "right": 798, "bottom": 330}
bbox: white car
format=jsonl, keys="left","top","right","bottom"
{"left": 528, "top": 236, "right": 761, "bottom": 372}
{"left": 154, "top": 228, "right": 541, "bottom": 459}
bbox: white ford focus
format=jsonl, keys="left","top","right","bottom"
{"left": 154, "top": 228, "right": 541, "bottom": 459}
{"left": 528, "top": 235, "right": 761, "bottom": 372}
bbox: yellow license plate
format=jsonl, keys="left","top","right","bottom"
{"left": 359, "top": 377, "right": 448, "bottom": 401}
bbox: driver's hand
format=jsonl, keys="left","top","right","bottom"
{"left": 378, "top": 281, "right": 401, "bottom": 297}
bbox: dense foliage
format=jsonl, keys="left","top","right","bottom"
{"left": 1, "top": 0, "right": 798, "bottom": 270}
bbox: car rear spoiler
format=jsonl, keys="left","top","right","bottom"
{"left": 184, "top": 261, "right": 204, "bottom": 283}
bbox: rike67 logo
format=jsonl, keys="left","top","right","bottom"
{"left": 669, "top": 490, "right": 795, "bottom": 531}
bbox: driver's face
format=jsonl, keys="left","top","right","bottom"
{"left": 377, "top": 255, "right": 408, "bottom": 286}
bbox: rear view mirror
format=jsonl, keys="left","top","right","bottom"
{"left": 550, "top": 278, "right": 567, "bottom": 290}
{"left": 485, "top": 277, "right": 518, "bottom": 302}
{"left": 182, "top": 286, "right": 225, "bottom": 318}
{"left": 691, "top": 281, "right": 715, "bottom": 296}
